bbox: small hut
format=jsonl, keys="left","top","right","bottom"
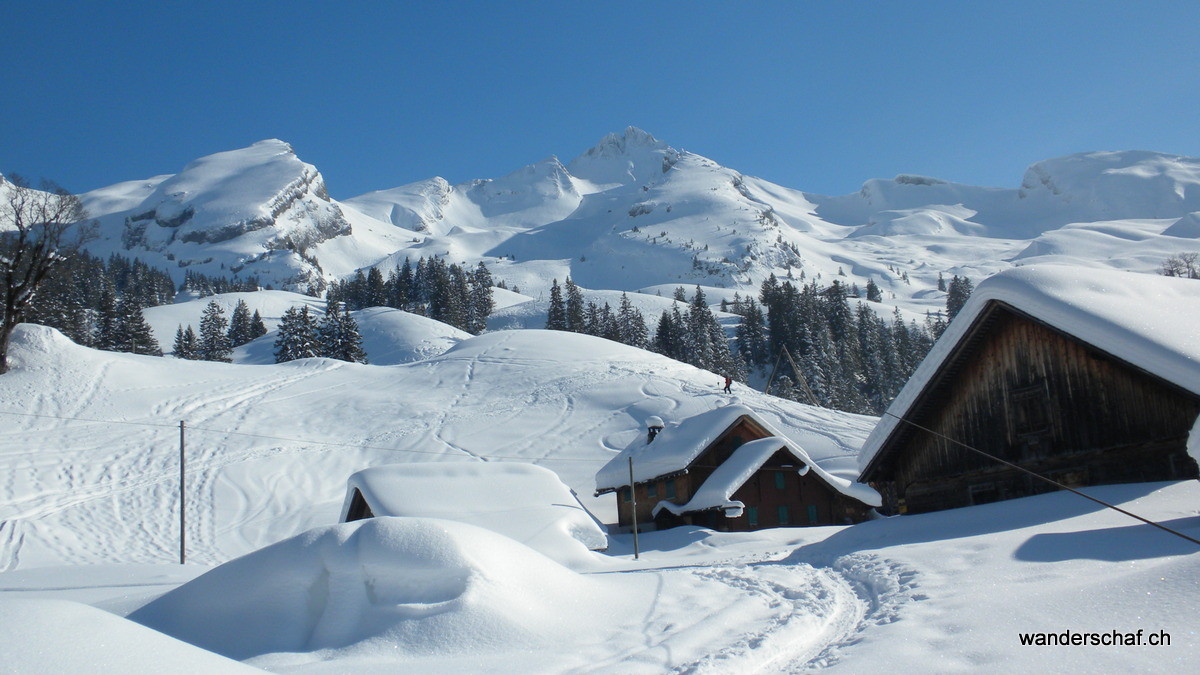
{"left": 859, "top": 266, "right": 1200, "bottom": 515}
{"left": 595, "top": 404, "right": 879, "bottom": 532}
{"left": 341, "top": 462, "right": 608, "bottom": 554}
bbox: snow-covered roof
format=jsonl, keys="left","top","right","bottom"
{"left": 343, "top": 462, "right": 607, "bottom": 555}
{"left": 596, "top": 403, "right": 879, "bottom": 506}
{"left": 653, "top": 436, "right": 880, "bottom": 517}
{"left": 859, "top": 265, "right": 1200, "bottom": 474}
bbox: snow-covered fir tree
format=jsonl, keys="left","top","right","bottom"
{"left": 173, "top": 325, "right": 199, "bottom": 360}
{"left": 226, "top": 299, "right": 255, "bottom": 347}
{"left": 318, "top": 301, "right": 368, "bottom": 363}
{"left": 197, "top": 301, "right": 232, "bottom": 363}
{"left": 112, "top": 295, "right": 161, "bottom": 356}
{"left": 545, "top": 279, "right": 567, "bottom": 330}
{"left": 945, "top": 275, "right": 974, "bottom": 321}
{"left": 617, "top": 293, "right": 648, "bottom": 349}
{"left": 274, "top": 305, "right": 321, "bottom": 362}
{"left": 249, "top": 310, "right": 268, "bottom": 341}
{"left": 564, "top": 277, "right": 585, "bottom": 332}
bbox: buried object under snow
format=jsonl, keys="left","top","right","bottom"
{"left": 340, "top": 462, "right": 608, "bottom": 559}
{"left": 129, "top": 517, "right": 604, "bottom": 663}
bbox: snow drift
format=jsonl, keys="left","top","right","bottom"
{"left": 130, "top": 517, "right": 603, "bottom": 667}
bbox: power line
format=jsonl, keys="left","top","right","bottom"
{"left": 882, "top": 411, "right": 1200, "bottom": 548}
{"left": 0, "top": 408, "right": 608, "bottom": 463}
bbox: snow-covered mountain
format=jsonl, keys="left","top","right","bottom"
{"left": 80, "top": 140, "right": 417, "bottom": 293}
{"left": 75, "top": 129, "right": 1200, "bottom": 319}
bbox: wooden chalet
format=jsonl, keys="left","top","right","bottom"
{"left": 595, "top": 405, "right": 878, "bottom": 532}
{"left": 859, "top": 266, "right": 1200, "bottom": 515}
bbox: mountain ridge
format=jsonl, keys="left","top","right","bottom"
{"left": 67, "top": 129, "right": 1200, "bottom": 318}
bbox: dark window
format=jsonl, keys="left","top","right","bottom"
{"left": 1009, "top": 382, "right": 1051, "bottom": 437}
{"left": 621, "top": 487, "right": 631, "bottom": 503}
{"left": 647, "top": 482, "right": 658, "bottom": 498}
{"left": 747, "top": 506, "right": 758, "bottom": 526}
{"left": 345, "top": 489, "right": 374, "bottom": 522}
{"left": 774, "top": 471, "right": 786, "bottom": 489}
{"left": 778, "top": 505, "right": 790, "bottom": 526}
{"left": 665, "top": 479, "right": 676, "bottom": 499}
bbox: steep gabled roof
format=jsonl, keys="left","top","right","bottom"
{"left": 859, "top": 265, "right": 1200, "bottom": 477}
{"left": 596, "top": 403, "right": 880, "bottom": 506}
{"left": 653, "top": 436, "right": 880, "bottom": 516}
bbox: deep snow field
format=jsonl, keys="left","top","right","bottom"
{"left": 0, "top": 324, "right": 1197, "bottom": 671}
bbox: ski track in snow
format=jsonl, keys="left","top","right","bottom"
{"left": 576, "top": 553, "right": 916, "bottom": 673}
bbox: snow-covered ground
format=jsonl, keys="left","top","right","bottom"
{"left": 2, "top": 483, "right": 1196, "bottom": 671}
{"left": 0, "top": 324, "right": 872, "bottom": 570}
{"left": 0, "top": 323, "right": 1196, "bottom": 670}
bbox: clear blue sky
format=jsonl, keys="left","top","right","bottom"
{"left": 3, "top": 1, "right": 1198, "bottom": 199}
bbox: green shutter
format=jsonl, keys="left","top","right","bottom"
{"left": 807, "top": 504, "right": 819, "bottom": 524}
{"left": 775, "top": 471, "right": 786, "bottom": 489}
{"left": 778, "top": 506, "right": 789, "bottom": 526}
{"left": 665, "top": 479, "right": 676, "bottom": 499}
{"left": 747, "top": 506, "right": 758, "bottom": 526}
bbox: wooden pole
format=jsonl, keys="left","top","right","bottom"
{"left": 764, "top": 345, "right": 786, "bottom": 395}
{"left": 782, "top": 345, "right": 822, "bottom": 408}
{"left": 628, "top": 456, "right": 640, "bottom": 561}
{"left": 179, "top": 420, "right": 186, "bottom": 565}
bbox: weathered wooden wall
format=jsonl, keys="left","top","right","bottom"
{"left": 875, "top": 305, "right": 1200, "bottom": 514}
{"left": 617, "top": 417, "right": 871, "bottom": 530}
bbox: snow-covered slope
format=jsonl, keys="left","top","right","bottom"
{"left": 143, "top": 291, "right": 469, "bottom": 365}
{"left": 0, "top": 324, "right": 872, "bottom": 570}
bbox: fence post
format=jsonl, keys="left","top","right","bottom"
{"left": 628, "top": 456, "right": 640, "bottom": 561}
{"left": 179, "top": 420, "right": 186, "bottom": 565}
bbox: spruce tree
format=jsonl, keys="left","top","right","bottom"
{"left": 173, "top": 325, "right": 199, "bottom": 359}
{"left": 616, "top": 293, "right": 648, "bottom": 349}
{"left": 564, "top": 277, "right": 586, "bottom": 332}
{"left": 945, "top": 275, "right": 974, "bottom": 321}
{"left": 113, "top": 295, "right": 162, "bottom": 356}
{"left": 865, "top": 278, "right": 883, "bottom": 303}
{"left": 735, "top": 298, "right": 769, "bottom": 368}
{"left": 274, "top": 305, "right": 321, "bottom": 362}
{"left": 92, "top": 281, "right": 121, "bottom": 351}
{"left": 249, "top": 310, "right": 268, "bottom": 340}
{"left": 365, "top": 267, "right": 388, "bottom": 308}
{"left": 466, "top": 262, "right": 494, "bottom": 335}
{"left": 545, "top": 279, "right": 567, "bottom": 330}
{"left": 319, "top": 301, "right": 368, "bottom": 363}
{"left": 197, "top": 301, "right": 233, "bottom": 363}
{"left": 227, "top": 299, "right": 253, "bottom": 347}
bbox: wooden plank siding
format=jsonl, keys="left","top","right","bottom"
{"left": 617, "top": 417, "right": 871, "bottom": 530}
{"left": 867, "top": 302, "right": 1200, "bottom": 514}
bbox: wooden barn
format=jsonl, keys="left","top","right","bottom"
{"left": 594, "top": 404, "right": 879, "bottom": 532}
{"left": 859, "top": 265, "right": 1200, "bottom": 515}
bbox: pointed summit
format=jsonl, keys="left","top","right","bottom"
{"left": 567, "top": 127, "right": 679, "bottom": 186}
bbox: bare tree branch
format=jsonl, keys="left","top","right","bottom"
{"left": 0, "top": 174, "right": 97, "bottom": 373}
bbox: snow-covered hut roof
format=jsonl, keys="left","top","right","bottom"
{"left": 342, "top": 462, "right": 607, "bottom": 555}
{"left": 859, "top": 265, "right": 1200, "bottom": 474}
{"left": 596, "top": 403, "right": 880, "bottom": 506}
{"left": 652, "top": 436, "right": 880, "bottom": 517}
